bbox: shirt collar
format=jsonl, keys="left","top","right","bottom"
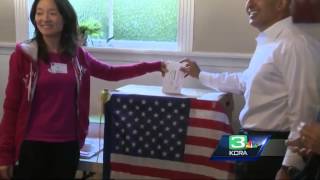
{"left": 256, "top": 16, "right": 293, "bottom": 44}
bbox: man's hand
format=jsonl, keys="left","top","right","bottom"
{"left": 0, "top": 165, "right": 13, "bottom": 180}
{"left": 179, "top": 59, "right": 201, "bottom": 79}
{"left": 286, "top": 122, "right": 320, "bottom": 156}
{"left": 286, "top": 137, "right": 312, "bottom": 157}
{"left": 275, "top": 166, "right": 291, "bottom": 180}
{"left": 299, "top": 122, "right": 320, "bottom": 154}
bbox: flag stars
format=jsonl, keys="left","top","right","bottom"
{"left": 116, "top": 98, "right": 121, "bottom": 103}
{"left": 145, "top": 131, "right": 151, "bottom": 136}
{"left": 139, "top": 136, "right": 144, "bottom": 141}
{"left": 164, "top": 139, "right": 169, "bottom": 144}
{"left": 125, "top": 135, "right": 130, "bottom": 140}
{"left": 111, "top": 95, "right": 189, "bottom": 161}
{"left": 131, "top": 142, "right": 136, "bottom": 147}
{"left": 141, "top": 100, "right": 146, "bottom": 105}
{"left": 133, "top": 129, "right": 138, "bottom": 135}
{"left": 115, "top": 133, "right": 120, "bottom": 138}
{"left": 125, "top": 147, "right": 130, "bottom": 152}
{"left": 162, "top": 152, "right": 168, "bottom": 157}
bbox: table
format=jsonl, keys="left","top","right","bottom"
{"left": 103, "top": 84, "right": 234, "bottom": 179}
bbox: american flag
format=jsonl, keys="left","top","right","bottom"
{"left": 103, "top": 93, "right": 234, "bottom": 179}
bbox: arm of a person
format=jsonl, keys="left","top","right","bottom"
{"left": 277, "top": 39, "right": 320, "bottom": 174}
{"left": 84, "top": 50, "right": 162, "bottom": 81}
{"left": 180, "top": 59, "right": 245, "bottom": 94}
{"left": 0, "top": 165, "right": 13, "bottom": 179}
{"left": 0, "top": 51, "right": 23, "bottom": 167}
{"left": 299, "top": 122, "right": 320, "bottom": 154}
{"left": 199, "top": 71, "right": 245, "bottom": 95}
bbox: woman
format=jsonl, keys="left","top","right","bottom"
{"left": 0, "top": 0, "right": 166, "bottom": 179}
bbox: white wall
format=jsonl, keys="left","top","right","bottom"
{"left": 0, "top": 55, "right": 10, "bottom": 117}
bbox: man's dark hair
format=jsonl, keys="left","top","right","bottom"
{"left": 30, "top": 0, "right": 78, "bottom": 63}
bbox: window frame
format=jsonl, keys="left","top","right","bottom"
{"left": 14, "top": 0, "right": 194, "bottom": 53}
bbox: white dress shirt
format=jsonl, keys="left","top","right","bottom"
{"left": 199, "top": 17, "right": 320, "bottom": 169}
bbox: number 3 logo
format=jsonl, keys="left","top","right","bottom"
{"left": 229, "top": 135, "right": 247, "bottom": 150}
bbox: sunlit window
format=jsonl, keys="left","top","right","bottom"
{"left": 69, "top": 0, "right": 177, "bottom": 50}
{"left": 16, "top": 0, "right": 194, "bottom": 52}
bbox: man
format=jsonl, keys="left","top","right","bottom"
{"left": 181, "top": 0, "right": 320, "bottom": 179}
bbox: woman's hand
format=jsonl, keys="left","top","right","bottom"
{"left": 160, "top": 61, "right": 168, "bottom": 77}
{"left": 0, "top": 165, "right": 13, "bottom": 179}
{"left": 179, "top": 59, "right": 201, "bottom": 79}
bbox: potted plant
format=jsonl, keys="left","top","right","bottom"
{"left": 78, "top": 19, "right": 103, "bottom": 46}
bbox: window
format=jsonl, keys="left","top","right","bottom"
{"left": 14, "top": 0, "right": 194, "bottom": 52}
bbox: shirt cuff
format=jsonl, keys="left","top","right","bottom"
{"left": 282, "top": 148, "right": 305, "bottom": 170}
{"left": 199, "top": 71, "right": 211, "bottom": 85}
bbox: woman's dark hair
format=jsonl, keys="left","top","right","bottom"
{"left": 30, "top": 0, "right": 78, "bottom": 63}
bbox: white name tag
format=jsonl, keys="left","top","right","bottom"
{"left": 48, "top": 63, "right": 68, "bottom": 74}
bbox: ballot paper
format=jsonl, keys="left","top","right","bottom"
{"left": 80, "top": 138, "right": 103, "bottom": 159}
{"left": 162, "top": 61, "right": 185, "bottom": 94}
